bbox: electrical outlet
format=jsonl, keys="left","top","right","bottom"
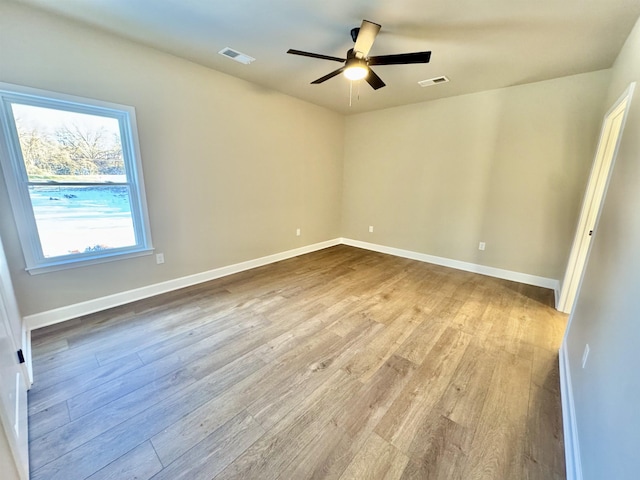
{"left": 156, "top": 253, "right": 165, "bottom": 264}
{"left": 582, "top": 344, "right": 590, "bottom": 368}
{"left": 479, "top": 242, "right": 486, "bottom": 251}
{"left": 369, "top": 226, "right": 374, "bottom": 233}
{"left": 296, "top": 228, "right": 301, "bottom": 237}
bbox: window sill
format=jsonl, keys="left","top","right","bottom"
{"left": 26, "top": 247, "right": 154, "bottom": 275}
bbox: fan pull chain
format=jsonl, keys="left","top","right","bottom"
{"left": 349, "top": 80, "right": 363, "bottom": 107}
{"left": 349, "top": 80, "right": 353, "bottom": 107}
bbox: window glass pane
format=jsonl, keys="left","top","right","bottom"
{"left": 11, "top": 103, "right": 126, "bottom": 183}
{"left": 0, "top": 84, "right": 153, "bottom": 272}
{"left": 29, "top": 185, "right": 136, "bottom": 258}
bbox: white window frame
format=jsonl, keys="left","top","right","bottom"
{"left": 0, "top": 82, "right": 154, "bottom": 274}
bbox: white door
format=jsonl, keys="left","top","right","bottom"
{"left": 0, "top": 234, "right": 29, "bottom": 479}
{"left": 558, "top": 83, "right": 635, "bottom": 313}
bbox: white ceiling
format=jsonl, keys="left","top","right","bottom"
{"left": 11, "top": 0, "right": 640, "bottom": 115}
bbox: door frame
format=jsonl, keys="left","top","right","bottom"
{"left": 0, "top": 237, "right": 31, "bottom": 387}
{"left": 557, "top": 82, "right": 635, "bottom": 314}
{"left": 0, "top": 234, "right": 29, "bottom": 479}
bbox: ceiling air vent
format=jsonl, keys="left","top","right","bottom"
{"left": 218, "top": 47, "right": 255, "bottom": 65}
{"left": 418, "top": 76, "right": 449, "bottom": 87}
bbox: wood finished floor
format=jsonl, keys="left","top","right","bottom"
{"left": 28, "top": 245, "right": 567, "bottom": 480}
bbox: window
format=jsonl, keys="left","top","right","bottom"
{"left": 0, "top": 83, "right": 153, "bottom": 274}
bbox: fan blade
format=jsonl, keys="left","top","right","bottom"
{"left": 353, "top": 20, "right": 381, "bottom": 58}
{"left": 365, "top": 68, "right": 386, "bottom": 90}
{"left": 287, "top": 49, "right": 345, "bottom": 63}
{"left": 368, "top": 51, "right": 431, "bottom": 65}
{"left": 311, "top": 67, "right": 346, "bottom": 84}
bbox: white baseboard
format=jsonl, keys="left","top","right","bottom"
{"left": 23, "top": 236, "right": 564, "bottom": 397}
{"left": 341, "top": 238, "right": 560, "bottom": 291}
{"left": 26, "top": 237, "right": 561, "bottom": 332}
{"left": 559, "top": 342, "right": 583, "bottom": 480}
{"left": 24, "top": 238, "right": 341, "bottom": 331}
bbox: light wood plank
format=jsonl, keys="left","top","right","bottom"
{"left": 462, "top": 350, "right": 533, "bottom": 480}
{"left": 212, "top": 369, "right": 362, "bottom": 480}
{"left": 28, "top": 353, "right": 143, "bottom": 416}
{"left": 27, "top": 402, "right": 70, "bottom": 441}
{"left": 524, "top": 385, "right": 565, "bottom": 478}
{"left": 30, "top": 351, "right": 265, "bottom": 475}
{"left": 339, "top": 432, "right": 409, "bottom": 480}
{"left": 247, "top": 320, "right": 384, "bottom": 429}
{"left": 27, "top": 245, "right": 567, "bottom": 480}
{"left": 85, "top": 441, "right": 162, "bottom": 480}
{"left": 375, "top": 326, "right": 473, "bottom": 452}
{"left": 399, "top": 415, "right": 468, "bottom": 480}
{"left": 151, "top": 411, "right": 265, "bottom": 480}
{"left": 294, "top": 354, "right": 416, "bottom": 480}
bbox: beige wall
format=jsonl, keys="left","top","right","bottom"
{"left": 342, "top": 71, "right": 610, "bottom": 280}
{"left": 0, "top": 2, "right": 344, "bottom": 315}
{"left": 564, "top": 15, "right": 640, "bottom": 480}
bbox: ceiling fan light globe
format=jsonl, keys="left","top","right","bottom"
{"left": 344, "top": 65, "right": 368, "bottom": 81}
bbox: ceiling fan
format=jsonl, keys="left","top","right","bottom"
{"left": 287, "top": 19, "right": 431, "bottom": 90}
